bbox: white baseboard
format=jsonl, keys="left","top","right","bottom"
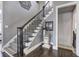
{"left": 3, "top": 42, "right": 42, "bottom": 57}
{"left": 24, "top": 42, "right": 43, "bottom": 55}
{"left": 50, "top": 43, "right": 58, "bottom": 50}
{"left": 2, "top": 35, "right": 17, "bottom": 57}
{"left": 76, "top": 54, "right": 79, "bottom": 57}
{"left": 53, "top": 46, "right": 58, "bottom": 50}
{"left": 76, "top": 50, "right": 79, "bottom": 57}
{"left": 58, "top": 44, "right": 73, "bottom": 50}
{"left": 3, "top": 49, "right": 14, "bottom": 57}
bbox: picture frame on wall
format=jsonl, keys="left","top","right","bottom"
{"left": 19, "top": 1, "right": 31, "bottom": 10}
{"left": 45, "top": 21, "right": 53, "bottom": 31}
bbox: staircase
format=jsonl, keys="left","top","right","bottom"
{"left": 3, "top": 1, "right": 53, "bottom": 57}
{"left": 4, "top": 19, "right": 43, "bottom": 57}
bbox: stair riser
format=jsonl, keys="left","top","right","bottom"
{"left": 25, "top": 42, "right": 32, "bottom": 47}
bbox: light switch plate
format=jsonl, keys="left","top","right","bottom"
{"left": 5, "top": 25, "right": 8, "bottom": 28}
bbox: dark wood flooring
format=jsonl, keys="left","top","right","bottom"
{"left": 58, "top": 47, "right": 77, "bottom": 57}
{"left": 26, "top": 45, "right": 77, "bottom": 57}
{"left": 1, "top": 45, "right": 77, "bottom": 57}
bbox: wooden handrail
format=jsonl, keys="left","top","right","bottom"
{"left": 44, "top": 1, "right": 49, "bottom": 7}
{"left": 22, "top": 10, "right": 43, "bottom": 29}
{"left": 21, "top": 1, "right": 49, "bottom": 29}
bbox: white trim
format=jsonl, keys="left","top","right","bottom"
{"left": 24, "top": 42, "right": 42, "bottom": 55}
{"left": 56, "top": 3, "right": 58, "bottom": 51}
{"left": 58, "top": 44, "right": 73, "bottom": 50}
{"left": 3, "top": 49, "right": 14, "bottom": 57}
{"left": 56, "top": 2, "right": 77, "bottom": 51}
{"left": 57, "top": 2, "right": 77, "bottom": 9}
{"left": 3, "top": 35, "right": 17, "bottom": 49}
{"left": 59, "top": 44, "right": 76, "bottom": 55}
{"left": 53, "top": 45, "right": 58, "bottom": 50}
{"left": 50, "top": 43, "right": 58, "bottom": 50}
{"left": 3, "top": 42, "right": 42, "bottom": 57}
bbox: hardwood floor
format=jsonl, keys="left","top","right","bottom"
{"left": 0, "top": 43, "right": 77, "bottom": 57}
{"left": 26, "top": 45, "right": 58, "bottom": 57}
{"left": 25, "top": 45, "right": 77, "bottom": 57}
{"left": 58, "top": 47, "right": 77, "bottom": 57}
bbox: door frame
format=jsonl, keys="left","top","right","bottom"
{"left": 56, "top": 2, "right": 77, "bottom": 50}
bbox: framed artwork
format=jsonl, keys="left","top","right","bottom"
{"left": 19, "top": 1, "right": 31, "bottom": 10}
{"left": 45, "top": 21, "right": 53, "bottom": 31}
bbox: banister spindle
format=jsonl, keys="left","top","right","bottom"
{"left": 43, "top": 6, "right": 45, "bottom": 17}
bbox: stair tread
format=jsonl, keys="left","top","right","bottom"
{"left": 5, "top": 47, "right": 16, "bottom": 55}
{"left": 34, "top": 29, "right": 40, "bottom": 33}
{"left": 25, "top": 36, "right": 34, "bottom": 41}
{"left": 24, "top": 41, "right": 32, "bottom": 47}
{"left": 32, "top": 32, "right": 37, "bottom": 36}
{"left": 28, "top": 36, "right": 34, "bottom": 39}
